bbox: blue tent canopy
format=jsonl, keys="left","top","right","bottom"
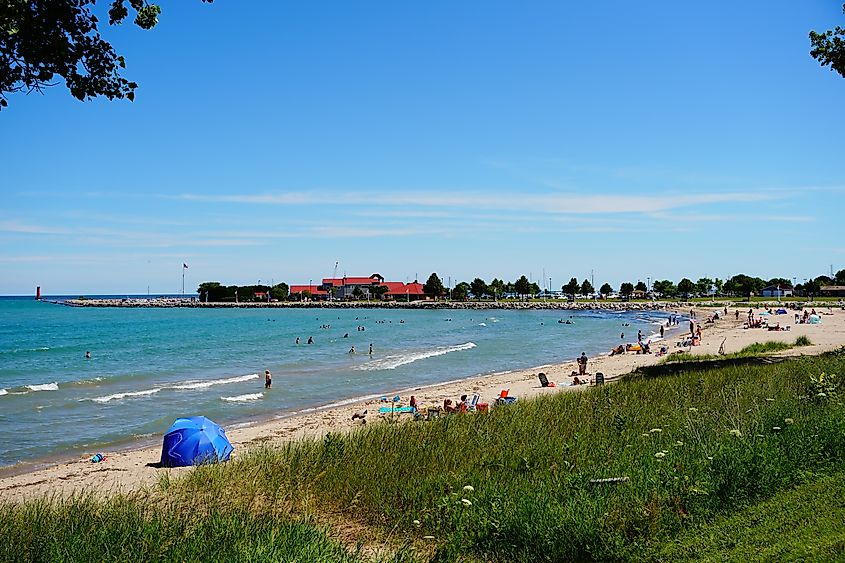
{"left": 160, "top": 416, "right": 233, "bottom": 467}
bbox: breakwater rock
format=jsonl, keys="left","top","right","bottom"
{"left": 59, "top": 298, "right": 701, "bottom": 311}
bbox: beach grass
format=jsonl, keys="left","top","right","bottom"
{"left": 661, "top": 339, "right": 808, "bottom": 364}
{"left": 3, "top": 351, "right": 844, "bottom": 561}
{"left": 0, "top": 493, "right": 410, "bottom": 562}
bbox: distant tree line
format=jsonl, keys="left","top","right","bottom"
{"left": 197, "top": 282, "right": 288, "bottom": 302}
{"left": 196, "top": 269, "right": 844, "bottom": 303}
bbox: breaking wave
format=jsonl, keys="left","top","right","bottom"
{"left": 172, "top": 373, "right": 259, "bottom": 390}
{"left": 26, "top": 382, "right": 59, "bottom": 392}
{"left": 356, "top": 342, "right": 476, "bottom": 371}
{"left": 221, "top": 393, "right": 263, "bottom": 403}
{"left": 88, "top": 388, "right": 162, "bottom": 404}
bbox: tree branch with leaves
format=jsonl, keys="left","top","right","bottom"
{"left": 0, "top": 0, "right": 212, "bottom": 110}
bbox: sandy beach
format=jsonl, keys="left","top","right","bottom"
{"left": 2, "top": 304, "right": 844, "bottom": 503}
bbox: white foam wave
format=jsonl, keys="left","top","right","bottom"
{"left": 171, "top": 373, "right": 259, "bottom": 390}
{"left": 221, "top": 392, "right": 263, "bottom": 402}
{"left": 88, "top": 388, "right": 161, "bottom": 403}
{"left": 478, "top": 322, "right": 487, "bottom": 327}
{"left": 0, "top": 389, "right": 7, "bottom": 396}
{"left": 27, "top": 382, "right": 58, "bottom": 392}
{"left": 356, "top": 342, "right": 476, "bottom": 371}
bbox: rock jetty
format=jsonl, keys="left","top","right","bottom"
{"left": 59, "top": 297, "right": 701, "bottom": 311}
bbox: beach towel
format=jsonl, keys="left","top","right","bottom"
{"left": 378, "top": 406, "right": 416, "bottom": 414}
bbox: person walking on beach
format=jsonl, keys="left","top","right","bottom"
{"left": 577, "top": 352, "right": 588, "bottom": 375}
{"left": 660, "top": 325, "right": 664, "bottom": 338}
{"left": 368, "top": 343, "right": 373, "bottom": 355}
{"left": 264, "top": 370, "right": 272, "bottom": 389}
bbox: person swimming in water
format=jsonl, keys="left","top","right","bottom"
{"left": 349, "top": 346, "right": 356, "bottom": 354}
{"left": 307, "top": 336, "right": 313, "bottom": 344}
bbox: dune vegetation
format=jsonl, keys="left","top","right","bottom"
{"left": 2, "top": 350, "right": 844, "bottom": 562}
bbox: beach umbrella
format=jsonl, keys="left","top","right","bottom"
{"left": 160, "top": 416, "right": 233, "bottom": 467}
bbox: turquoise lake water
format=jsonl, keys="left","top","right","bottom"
{"left": 0, "top": 297, "right": 673, "bottom": 467}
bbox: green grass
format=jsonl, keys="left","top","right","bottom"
{"left": 650, "top": 471, "right": 845, "bottom": 561}
{"left": 662, "top": 340, "right": 796, "bottom": 363}
{"left": 0, "top": 495, "right": 399, "bottom": 563}
{"left": 3, "top": 351, "right": 845, "bottom": 562}
{"left": 795, "top": 335, "right": 813, "bottom": 347}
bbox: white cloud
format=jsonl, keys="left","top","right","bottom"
{"left": 170, "top": 189, "right": 778, "bottom": 215}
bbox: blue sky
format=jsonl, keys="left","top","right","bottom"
{"left": 1, "top": 0, "right": 843, "bottom": 295}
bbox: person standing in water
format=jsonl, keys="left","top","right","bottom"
{"left": 264, "top": 370, "right": 272, "bottom": 389}
{"left": 368, "top": 343, "right": 373, "bottom": 355}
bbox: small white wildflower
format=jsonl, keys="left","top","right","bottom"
{"left": 655, "top": 452, "right": 666, "bottom": 459}
{"left": 462, "top": 485, "right": 474, "bottom": 493}
{"left": 675, "top": 441, "right": 684, "bottom": 447}
{"left": 413, "top": 519, "right": 421, "bottom": 526}
{"left": 688, "top": 407, "right": 698, "bottom": 412}
{"left": 650, "top": 428, "right": 663, "bottom": 433}
{"left": 641, "top": 433, "right": 650, "bottom": 437}
{"left": 423, "top": 535, "right": 435, "bottom": 540}
{"left": 755, "top": 434, "right": 764, "bottom": 438}
{"left": 706, "top": 456, "right": 713, "bottom": 460}
{"left": 765, "top": 398, "right": 775, "bottom": 402}
{"left": 772, "top": 426, "right": 782, "bottom": 431}
{"left": 729, "top": 429, "right": 742, "bottom": 437}
{"left": 785, "top": 418, "right": 794, "bottom": 425}
{"left": 461, "top": 498, "right": 472, "bottom": 507}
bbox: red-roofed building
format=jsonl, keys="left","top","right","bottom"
{"left": 289, "top": 284, "right": 328, "bottom": 300}
{"left": 288, "top": 274, "right": 428, "bottom": 301}
{"left": 382, "top": 281, "right": 426, "bottom": 300}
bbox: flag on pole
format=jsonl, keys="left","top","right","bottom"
{"left": 183, "top": 263, "right": 188, "bottom": 269}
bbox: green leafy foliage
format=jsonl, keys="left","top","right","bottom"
{"left": 0, "top": 1, "right": 212, "bottom": 110}
{"left": 810, "top": 3, "right": 845, "bottom": 78}
{"left": 423, "top": 273, "right": 445, "bottom": 298}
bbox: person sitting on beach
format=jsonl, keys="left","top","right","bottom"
{"left": 609, "top": 344, "right": 625, "bottom": 356}
{"left": 410, "top": 395, "right": 418, "bottom": 411}
{"left": 444, "top": 399, "right": 456, "bottom": 413}
{"left": 458, "top": 394, "right": 468, "bottom": 413}
{"left": 571, "top": 376, "right": 583, "bottom": 385}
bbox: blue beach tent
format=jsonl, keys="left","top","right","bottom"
{"left": 160, "top": 416, "right": 233, "bottom": 467}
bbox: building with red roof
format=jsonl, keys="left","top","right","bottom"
{"left": 288, "top": 284, "right": 328, "bottom": 300}
{"left": 289, "top": 274, "right": 427, "bottom": 301}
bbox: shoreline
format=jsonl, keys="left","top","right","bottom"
{"left": 2, "top": 306, "right": 844, "bottom": 503}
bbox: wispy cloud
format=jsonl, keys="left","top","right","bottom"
{"left": 170, "top": 190, "right": 778, "bottom": 215}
